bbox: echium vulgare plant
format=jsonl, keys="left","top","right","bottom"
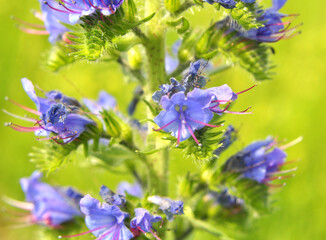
{"left": 4, "top": 0, "right": 302, "bottom": 239}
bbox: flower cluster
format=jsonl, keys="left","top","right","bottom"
{"left": 5, "top": 78, "right": 94, "bottom": 144}
{"left": 153, "top": 61, "right": 254, "bottom": 145}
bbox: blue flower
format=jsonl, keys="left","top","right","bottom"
{"left": 4, "top": 171, "right": 82, "bottom": 227}
{"left": 154, "top": 88, "right": 221, "bottom": 145}
{"left": 205, "top": 0, "right": 255, "bottom": 9}
{"left": 99, "top": 185, "right": 126, "bottom": 206}
{"left": 117, "top": 181, "right": 143, "bottom": 198}
{"left": 224, "top": 138, "right": 294, "bottom": 186}
{"left": 39, "top": 0, "right": 70, "bottom": 43}
{"left": 78, "top": 194, "right": 133, "bottom": 240}
{"left": 148, "top": 196, "right": 184, "bottom": 221}
{"left": 6, "top": 78, "right": 94, "bottom": 143}
{"left": 83, "top": 90, "right": 117, "bottom": 114}
{"left": 214, "top": 125, "right": 237, "bottom": 155}
{"left": 130, "top": 208, "right": 162, "bottom": 239}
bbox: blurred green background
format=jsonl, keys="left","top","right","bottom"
{"left": 0, "top": 0, "right": 325, "bottom": 239}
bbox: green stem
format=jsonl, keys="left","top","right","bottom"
{"left": 162, "top": 147, "right": 170, "bottom": 196}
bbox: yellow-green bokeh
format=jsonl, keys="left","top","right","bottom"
{"left": 0, "top": 0, "right": 325, "bottom": 239}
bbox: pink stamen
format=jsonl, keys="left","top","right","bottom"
{"left": 176, "top": 121, "right": 181, "bottom": 147}
{"left": 210, "top": 102, "right": 231, "bottom": 113}
{"left": 100, "top": 0, "right": 108, "bottom": 7}
{"left": 278, "top": 159, "right": 299, "bottom": 167}
{"left": 58, "top": 2, "right": 82, "bottom": 14}
{"left": 8, "top": 123, "right": 42, "bottom": 132}
{"left": 153, "top": 119, "right": 177, "bottom": 131}
{"left": 187, "top": 117, "right": 223, "bottom": 128}
{"left": 11, "top": 16, "right": 46, "bottom": 29}
{"left": 43, "top": 1, "right": 71, "bottom": 14}
{"left": 236, "top": 84, "right": 257, "bottom": 95}
{"left": 186, "top": 123, "right": 200, "bottom": 145}
{"left": 211, "top": 99, "right": 231, "bottom": 103}
{"left": 263, "top": 174, "right": 294, "bottom": 182}
{"left": 18, "top": 27, "right": 49, "bottom": 35}
{"left": 271, "top": 167, "right": 298, "bottom": 175}
{"left": 223, "top": 106, "right": 252, "bottom": 115}
{"left": 5, "top": 97, "right": 41, "bottom": 115}
{"left": 59, "top": 224, "right": 113, "bottom": 238}
{"left": 150, "top": 229, "right": 161, "bottom": 240}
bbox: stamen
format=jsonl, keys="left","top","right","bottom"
{"left": 7, "top": 123, "right": 42, "bottom": 132}
{"left": 186, "top": 123, "right": 201, "bottom": 146}
{"left": 150, "top": 229, "right": 161, "bottom": 240}
{"left": 236, "top": 84, "right": 257, "bottom": 95}
{"left": 58, "top": 2, "right": 82, "bottom": 14}
{"left": 153, "top": 119, "right": 177, "bottom": 131}
{"left": 2, "top": 196, "right": 34, "bottom": 211}
{"left": 278, "top": 159, "right": 299, "bottom": 166}
{"left": 270, "top": 167, "right": 298, "bottom": 175}
{"left": 2, "top": 109, "right": 37, "bottom": 123}
{"left": 59, "top": 224, "right": 114, "bottom": 238}
{"left": 18, "top": 27, "right": 49, "bottom": 35}
{"left": 263, "top": 174, "right": 295, "bottom": 182}
{"left": 211, "top": 99, "right": 231, "bottom": 103}
{"left": 11, "top": 16, "right": 46, "bottom": 29}
{"left": 5, "top": 97, "right": 41, "bottom": 115}
{"left": 43, "top": 1, "right": 71, "bottom": 14}
{"left": 279, "top": 136, "right": 303, "bottom": 150}
{"left": 223, "top": 106, "right": 252, "bottom": 115}
{"left": 176, "top": 121, "right": 181, "bottom": 147}
{"left": 187, "top": 117, "right": 223, "bottom": 128}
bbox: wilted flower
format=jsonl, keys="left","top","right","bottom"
{"left": 5, "top": 78, "right": 94, "bottom": 144}
{"left": 117, "top": 181, "right": 143, "bottom": 198}
{"left": 148, "top": 196, "right": 184, "bottom": 221}
{"left": 100, "top": 185, "right": 126, "bottom": 206}
{"left": 206, "top": 189, "right": 243, "bottom": 208}
{"left": 130, "top": 208, "right": 162, "bottom": 239}
{"left": 4, "top": 171, "right": 82, "bottom": 227}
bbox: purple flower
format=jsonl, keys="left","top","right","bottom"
{"left": 4, "top": 171, "right": 82, "bottom": 227}
{"left": 6, "top": 78, "right": 94, "bottom": 144}
{"left": 99, "top": 185, "right": 126, "bottom": 206}
{"left": 117, "top": 181, "right": 143, "bottom": 198}
{"left": 224, "top": 138, "right": 295, "bottom": 186}
{"left": 165, "top": 40, "right": 181, "bottom": 74}
{"left": 83, "top": 90, "right": 117, "bottom": 115}
{"left": 77, "top": 194, "right": 133, "bottom": 240}
{"left": 148, "top": 196, "right": 184, "bottom": 221}
{"left": 130, "top": 208, "right": 162, "bottom": 239}
{"left": 153, "top": 88, "right": 221, "bottom": 145}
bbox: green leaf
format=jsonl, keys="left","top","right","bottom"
{"left": 65, "top": 9, "right": 155, "bottom": 61}
{"left": 229, "top": 2, "right": 264, "bottom": 31}
{"left": 29, "top": 125, "right": 98, "bottom": 173}
{"left": 167, "top": 16, "right": 190, "bottom": 34}
{"left": 43, "top": 42, "right": 75, "bottom": 72}
{"left": 91, "top": 144, "right": 139, "bottom": 166}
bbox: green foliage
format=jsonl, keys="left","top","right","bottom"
{"left": 64, "top": 9, "right": 155, "bottom": 61}
{"left": 196, "top": 17, "right": 274, "bottom": 80}
{"left": 29, "top": 125, "right": 98, "bottom": 173}
{"left": 43, "top": 42, "right": 75, "bottom": 72}
{"left": 167, "top": 16, "right": 190, "bottom": 34}
{"left": 229, "top": 1, "right": 264, "bottom": 30}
